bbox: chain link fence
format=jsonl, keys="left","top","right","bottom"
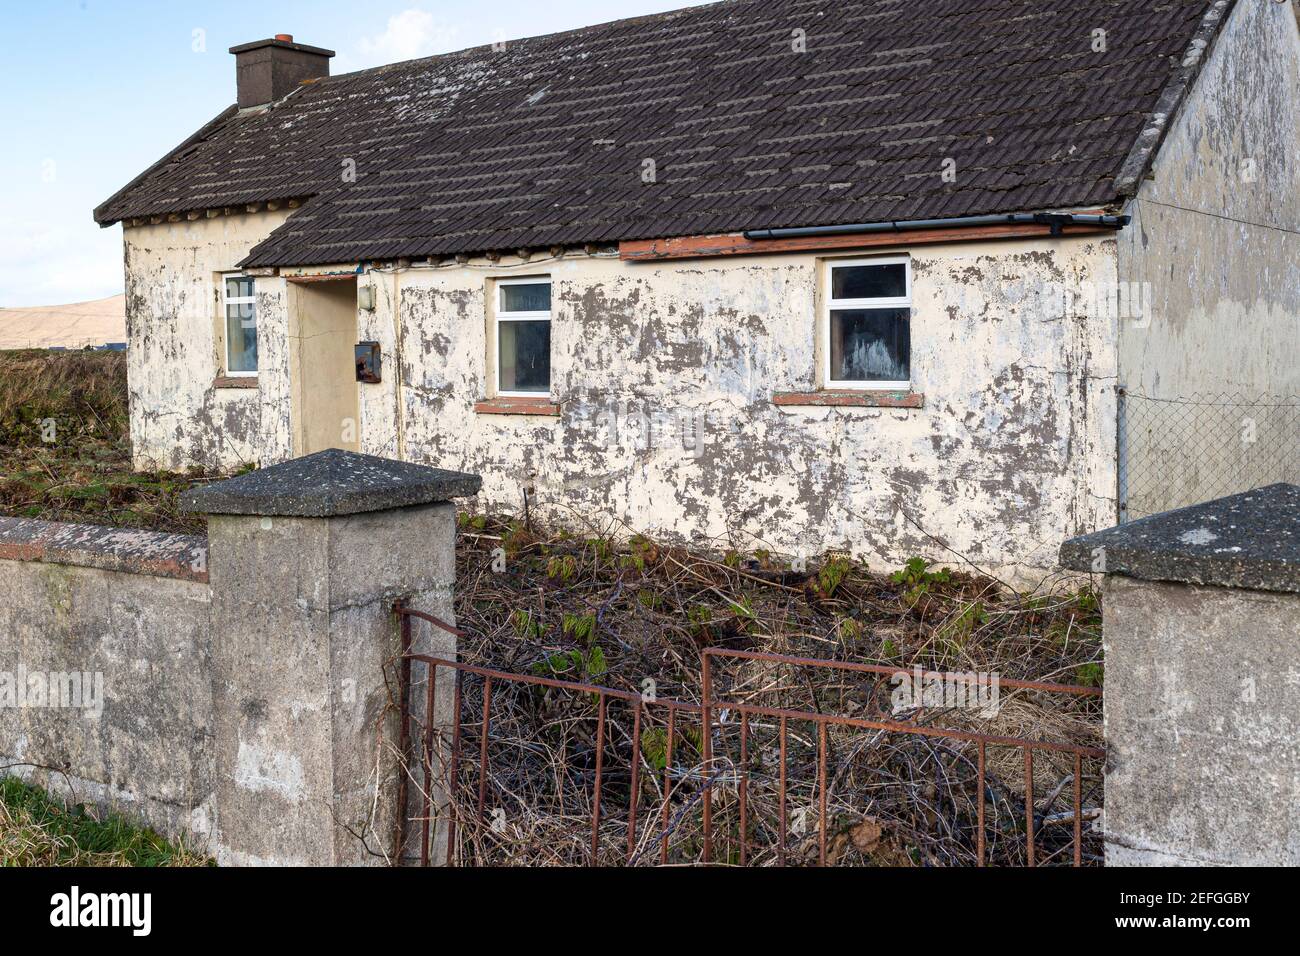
{"left": 1119, "top": 389, "right": 1300, "bottom": 522}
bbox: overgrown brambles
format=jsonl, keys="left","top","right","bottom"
{"left": 430, "top": 512, "right": 1104, "bottom": 866}
{"left": 456, "top": 512, "right": 1103, "bottom": 691}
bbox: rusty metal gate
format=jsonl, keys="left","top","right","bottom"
{"left": 392, "top": 602, "right": 1104, "bottom": 867}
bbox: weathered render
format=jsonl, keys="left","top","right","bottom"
{"left": 128, "top": 233, "right": 1119, "bottom": 581}
{"left": 1118, "top": 0, "right": 1300, "bottom": 398}
{"left": 199, "top": 503, "right": 456, "bottom": 866}
{"left": 1115, "top": 0, "right": 1300, "bottom": 515}
{"left": 123, "top": 211, "right": 292, "bottom": 471}
{"left": 1102, "top": 577, "right": 1300, "bottom": 865}
{"left": 0, "top": 519, "right": 214, "bottom": 840}
{"left": 355, "top": 238, "right": 1118, "bottom": 580}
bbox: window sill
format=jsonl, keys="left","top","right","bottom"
{"left": 213, "top": 375, "right": 258, "bottom": 389}
{"left": 772, "top": 389, "right": 924, "bottom": 409}
{"left": 474, "top": 397, "right": 561, "bottom": 417}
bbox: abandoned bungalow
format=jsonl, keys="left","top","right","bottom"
{"left": 93, "top": 0, "right": 1300, "bottom": 581}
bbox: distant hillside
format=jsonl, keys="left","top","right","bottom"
{"left": 0, "top": 294, "right": 125, "bottom": 350}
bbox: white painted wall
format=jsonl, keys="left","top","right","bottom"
{"left": 345, "top": 238, "right": 1118, "bottom": 581}
{"left": 122, "top": 211, "right": 292, "bottom": 471}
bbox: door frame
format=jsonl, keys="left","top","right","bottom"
{"left": 285, "top": 274, "right": 361, "bottom": 457}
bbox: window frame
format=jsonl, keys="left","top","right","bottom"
{"left": 493, "top": 276, "right": 552, "bottom": 398}
{"left": 220, "top": 273, "right": 259, "bottom": 377}
{"left": 821, "top": 255, "right": 912, "bottom": 391}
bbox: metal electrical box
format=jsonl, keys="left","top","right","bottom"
{"left": 355, "top": 341, "right": 381, "bottom": 383}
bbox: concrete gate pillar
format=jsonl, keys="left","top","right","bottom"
{"left": 1061, "top": 483, "right": 1300, "bottom": 866}
{"left": 183, "top": 449, "right": 480, "bottom": 866}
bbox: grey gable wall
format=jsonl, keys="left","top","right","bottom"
{"left": 1117, "top": 0, "right": 1300, "bottom": 399}
{"left": 1114, "top": 0, "right": 1300, "bottom": 518}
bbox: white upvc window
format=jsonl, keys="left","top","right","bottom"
{"left": 822, "top": 256, "right": 911, "bottom": 390}
{"left": 494, "top": 277, "right": 552, "bottom": 397}
{"left": 221, "top": 274, "right": 258, "bottom": 375}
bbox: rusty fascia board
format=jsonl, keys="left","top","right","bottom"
{"left": 281, "top": 263, "right": 364, "bottom": 282}
{"left": 619, "top": 219, "right": 1117, "bottom": 262}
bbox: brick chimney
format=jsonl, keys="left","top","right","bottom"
{"left": 228, "top": 35, "right": 335, "bottom": 109}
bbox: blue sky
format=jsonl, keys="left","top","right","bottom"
{"left": 0, "top": 0, "right": 703, "bottom": 307}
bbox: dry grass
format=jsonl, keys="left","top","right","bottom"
{"left": 0, "top": 349, "right": 128, "bottom": 436}
{"left": 0, "top": 349, "right": 213, "bottom": 533}
{"left": 399, "top": 513, "right": 1105, "bottom": 866}
{"left": 0, "top": 776, "right": 211, "bottom": 867}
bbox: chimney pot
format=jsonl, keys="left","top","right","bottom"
{"left": 228, "top": 36, "right": 334, "bottom": 109}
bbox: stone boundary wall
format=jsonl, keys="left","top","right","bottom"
{"left": 0, "top": 450, "right": 479, "bottom": 865}
{"left": 0, "top": 517, "right": 216, "bottom": 840}
{"left": 0, "top": 516, "right": 208, "bottom": 581}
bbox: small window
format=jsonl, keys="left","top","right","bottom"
{"left": 495, "top": 277, "right": 551, "bottom": 396}
{"left": 221, "top": 274, "right": 258, "bottom": 375}
{"left": 823, "top": 257, "right": 910, "bottom": 389}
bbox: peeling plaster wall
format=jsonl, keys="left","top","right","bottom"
{"left": 123, "top": 211, "right": 292, "bottom": 472}
{"left": 123, "top": 215, "right": 1121, "bottom": 578}
{"left": 1117, "top": 0, "right": 1300, "bottom": 395}
{"left": 1115, "top": 0, "right": 1300, "bottom": 516}
{"left": 355, "top": 238, "right": 1118, "bottom": 581}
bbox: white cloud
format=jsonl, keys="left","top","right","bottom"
{"left": 346, "top": 9, "right": 463, "bottom": 71}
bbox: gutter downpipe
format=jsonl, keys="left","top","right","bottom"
{"left": 743, "top": 212, "right": 1130, "bottom": 240}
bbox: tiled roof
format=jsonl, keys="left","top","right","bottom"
{"left": 94, "top": 0, "right": 1228, "bottom": 267}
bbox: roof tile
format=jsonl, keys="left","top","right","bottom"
{"left": 94, "top": 0, "right": 1222, "bottom": 266}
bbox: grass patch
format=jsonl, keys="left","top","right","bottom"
{"left": 0, "top": 350, "right": 215, "bottom": 534}
{"left": 0, "top": 349, "right": 128, "bottom": 444}
{"left": 0, "top": 776, "right": 211, "bottom": 867}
